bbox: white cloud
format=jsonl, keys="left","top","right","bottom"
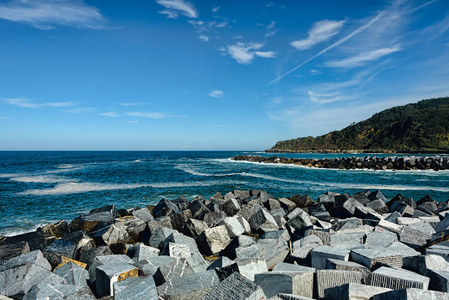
{"left": 100, "top": 112, "right": 119, "bottom": 117}
{"left": 0, "top": 0, "right": 106, "bottom": 29}
{"left": 156, "top": 0, "right": 198, "bottom": 19}
{"left": 270, "top": 11, "right": 386, "bottom": 85}
{"left": 265, "top": 21, "right": 277, "bottom": 37}
{"left": 126, "top": 112, "right": 179, "bottom": 119}
{"left": 208, "top": 90, "right": 224, "bottom": 98}
{"left": 118, "top": 102, "right": 144, "bottom": 106}
{"left": 291, "top": 20, "right": 345, "bottom": 50}
{"left": 227, "top": 42, "right": 275, "bottom": 64}
{"left": 324, "top": 46, "right": 401, "bottom": 68}
{"left": 212, "top": 6, "right": 220, "bottom": 13}
{"left": 3, "top": 97, "right": 76, "bottom": 108}
{"left": 64, "top": 107, "right": 95, "bottom": 113}
{"left": 199, "top": 34, "right": 209, "bottom": 42}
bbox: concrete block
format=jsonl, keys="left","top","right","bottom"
{"left": 324, "top": 283, "right": 391, "bottom": 300}
{"left": 203, "top": 272, "right": 265, "bottom": 300}
{"left": 367, "top": 199, "right": 389, "bottom": 214}
{"left": 131, "top": 207, "right": 154, "bottom": 222}
{"left": 0, "top": 250, "right": 51, "bottom": 272}
{"left": 206, "top": 256, "right": 234, "bottom": 271}
{"left": 257, "top": 237, "right": 289, "bottom": 269}
{"left": 183, "top": 218, "right": 208, "bottom": 238}
{"left": 371, "top": 267, "right": 430, "bottom": 290}
{"left": 331, "top": 198, "right": 364, "bottom": 219}
{"left": 249, "top": 208, "right": 278, "bottom": 232}
{"left": 260, "top": 229, "right": 290, "bottom": 242}
{"left": 153, "top": 198, "right": 180, "bottom": 217}
{"left": 135, "top": 255, "right": 176, "bottom": 276}
{"left": 92, "top": 222, "right": 132, "bottom": 246}
{"left": 95, "top": 263, "right": 138, "bottom": 297}
{"left": 54, "top": 261, "right": 88, "bottom": 288}
{"left": 279, "top": 198, "right": 297, "bottom": 212}
{"left": 0, "top": 263, "right": 66, "bottom": 299}
{"left": 127, "top": 244, "right": 160, "bottom": 262}
{"left": 0, "top": 228, "right": 46, "bottom": 252}
{"left": 255, "top": 271, "right": 314, "bottom": 299}
{"left": 218, "top": 216, "right": 246, "bottom": 238}
{"left": 0, "top": 241, "right": 30, "bottom": 262}
{"left": 234, "top": 257, "right": 268, "bottom": 281}
{"left": 326, "top": 259, "right": 371, "bottom": 284}
{"left": 153, "top": 257, "right": 195, "bottom": 286}
{"left": 427, "top": 269, "right": 449, "bottom": 292}
{"left": 311, "top": 246, "right": 349, "bottom": 270}
{"left": 43, "top": 239, "right": 77, "bottom": 269}
{"left": 277, "top": 294, "right": 315, "bottom": 300}
{"left": 149, "top": 227, "right": 178, "bottom": 249}
{"left": 372, "top": 288, "right": 449, "bottom": 300}
{"left": 167, "top": 242, "right": 191, "bottom": 260}
{"left": 365, "top": 231, "right": 398, "bottom": 248}
{"left": 330, "top": 232, "right": 365, "bottom": 250}
{"left": 157, "top": 270, "right": 219, "bottom": 298}
{"left": 350, "top": 248, "right": 403, "bottom": 270}
{"left": 113, "top": 276, "right": 158, "bottom": 300}
{"left": 316, "top": 270, "right": 364, "bottom": 299}
{"left": 78, "top": 246, "right": 112, "bottom": 269}
{"left": 376, "top": 219, "right": 403, "bottom": 235}
{"left": 22, "top": 283, "right": 92, "bottom": 300}
{"left": 196, "top": 225, "right": 231, "bottom": 255}
{"left": 170, "top": 209, "right": 192, "bottom": 231}
{"left": 88, "top": 254, "right": 134, "bottom": 284}
{"left": 273, "top": 262, "right": 316, "bottom": 273}
{"left": 220, "top": 198, "right": 241, "bottom": 216}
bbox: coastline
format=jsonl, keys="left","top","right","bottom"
{"left": 1, "top": 188, "right": 449, "bottom": 299}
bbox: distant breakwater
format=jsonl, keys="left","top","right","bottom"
{"left": 232, "top": 155, "right": 449, "bottom": 171}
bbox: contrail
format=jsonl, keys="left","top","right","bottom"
{"left": 269, "top": 10, "right": 386, "bottom": 85}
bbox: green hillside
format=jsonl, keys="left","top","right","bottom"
{"left": 269, "top": 97, "right": 449, "bottom": 153}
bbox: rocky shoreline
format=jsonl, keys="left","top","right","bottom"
{"left": 232, "top": 155, "right": 449, "bottom": 171}
{"left": 1, "top": 189, "right": 449, "bottom": 299}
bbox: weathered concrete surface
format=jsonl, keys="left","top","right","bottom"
{"left": 157, "top": 270, "right": 220, "bottom": 298}
{"left": 324, "top": 283, "right": 391, "bottom": 300}
{"left": 372, "top": 288, "right": 449, "bottom": 300}
{"left": 113, "top": 275, "right": 158, "bottom": 300}
{"left": 255, "top": 271, "right": 314, "bottom": 298}
{"left": 95, "top": 263, "right": 138, "bottom": 297}
{"left": 203, "top": 272, "right": 265, "bottom": 300}
{"left": 371, "top": 267, "right": 430, "bottom": 290}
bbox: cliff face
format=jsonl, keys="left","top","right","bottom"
{"left": 268, "top": 97, "right": 449, "bottom": 153}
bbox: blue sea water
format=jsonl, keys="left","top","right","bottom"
{"left": 1, "top": 151, "right": 448, "bottom": 236}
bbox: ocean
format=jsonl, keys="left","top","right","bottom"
{"left": 1, "top": 151, "right": 448, "bottom": 236}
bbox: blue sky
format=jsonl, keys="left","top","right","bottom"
{"left": 0, "top": 0, "right": 448, "bottom": 150}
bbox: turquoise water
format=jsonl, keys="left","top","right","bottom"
{"left": 1, "top": 151, "right": 448, "bottom": 236}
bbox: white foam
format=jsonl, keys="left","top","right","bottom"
{"left": 17, "top": 179, "right": 245, "bottom": 196}
{"left": 175, "top": 164, "right": 241, "bottom": 177}
{"left": 10, "top": 175, "right": 75, "bottom": 184}
{"left": 241, "top": 172, "right": 449, "bottom": 193}
{"left": 17, "top": 182, "right": 148, "bottom": 196}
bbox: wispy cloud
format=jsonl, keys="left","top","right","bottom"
{"left": 291, "top": 20, "right": 345, "bottom": 50}
{"left": 324, "top": 45, "right": 401, "bottom": 68}
{"left": 270, "top": 11, "right": 386, "bottom": 85}
{"left": 64, "top": 107, "right": 95, "bottom": 113}
{"left": 0, "top": 0, "right": 106, "bottom": 30}
{"left": 199, "top": 34, "right": 209, "bottom": 42}
{"left": 227, "top": 42, "right": 275, "bottom": 65}
{"left": 3, "top": 97, "right": 76, "bottom": 108}
{"left": 100, "top": 112, "right": 119, "bottom": 117}
{"left": 118, "top": 102, "right": 144, "bottom": 106}
{"left": 265, "top": 21, "right": 277, "bottom": 38}
{"left": 212, "top": 6, "right": 220, "bottom": 13}
{"left": 208, "top": 90, "right": 224, "bottom": 98}
{"left": 127, "top": 120, "right": 138, "bottom": 124}
{"left": 125, "top": 112, "right": 181, "bottom": 119}
{"left": 156, "top": 0, "right": 198, "bottom": 19}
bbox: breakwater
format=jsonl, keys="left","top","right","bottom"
{"left": 232, "top": 155, "right": 449, "bottom": 171}
{"left": 1, "top": 188, "right": 449, "bottom": 299}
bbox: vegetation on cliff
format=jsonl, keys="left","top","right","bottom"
{"left": 269, "top": 97, "right": 449, "bottom": 153}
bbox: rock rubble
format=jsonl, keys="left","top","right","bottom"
{"left": 1, "top": 189, "right": 449, "bottom": 299}
{"left": 232, "top": 155, "right": 449, "bottom": 171}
